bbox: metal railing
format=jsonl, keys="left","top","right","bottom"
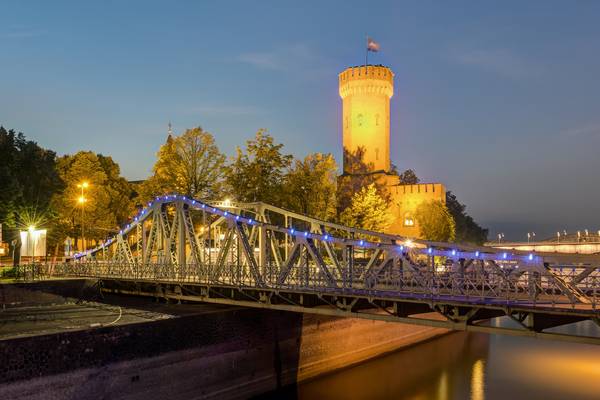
{"left": 45, "top": 261, "right": 599, "bottom": 310}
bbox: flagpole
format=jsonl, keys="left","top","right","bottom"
{"left": 365, "top": 35, "right": 368, "bottom": 67}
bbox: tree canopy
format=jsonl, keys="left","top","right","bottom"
{"left": 337, "top": 146, "right": 390, "bottom": 216}
{"left": 51, "top": 151, "right": 134, "bottom": 248}
{"left": 225, "top": 129, "right": 293, "bottom": 204}
{"left": 446, "top": 191, "right": 488, "bottom": 244}
{"left": 339, "top": 184, "right": 392, "bottom": 232}
{"left": 140, "top": 127, "right": 226, "bottom": 202}
{"left": 283, "top": 153, "right": 337, "bottom": 220}
{"left": 0, "top": 126, "right": 63, "bottom": 257}
{"left": 398, "top": 169, "right": 420, "bottom": 184}
{"left": 414, "top": 200, "right": 456, "bottom": 242}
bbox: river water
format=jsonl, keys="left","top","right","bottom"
{"left": 271, "top": 320, "right": 600, "bottom": 400}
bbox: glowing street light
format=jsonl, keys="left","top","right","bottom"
{"left": 527, "top": 232, "right": 535, "bottom": 243}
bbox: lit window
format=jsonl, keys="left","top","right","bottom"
{"left": 404, "top": 218, "right": 415, "bottom": 227}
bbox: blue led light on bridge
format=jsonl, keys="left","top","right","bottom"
{"left": 324, "top": 234, "right": 329, "bottom": 240}
{"left": 428, "top": 248, "right": 433, "bottom": 254}
{"left": 224, "top": 211, "right": 228, "bottom": 216}
{"left": 304, "top": 231, "right": 309, "bottom": 237}
{"left": 528, "top": 254, "right": 534, "bottom": 261}
{"left": 359, "top": 240, "right": 364, "bottom": 246}
{"left": 290, "top": 228, "right": 295, "bottom": 235}
{"left": 503, "top": 252, "right": 508, "bottom": 259}
{"left": 451, "top": 249, "right": 456, "bottom": 256}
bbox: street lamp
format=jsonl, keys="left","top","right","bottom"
{"left": 497, "top": 233, "right": 504, "bottom": 244}
{"left": 557, "top": 231, "right": 561, "bottom": 243}
{"left": 77, "top": 181, "right": 89, "bottom": 251}
{"left": 527, "top": 232, "right": 536, "bottom": 243}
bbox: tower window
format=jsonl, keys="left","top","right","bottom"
{"left": 345, "top": 117, "right": 348, "bottom": 128}
{"left": 375, "top": 148, "right": 379, "bottom": 160}
{"left": 357, "top": 113, "right": 363, "bottom": 127}
{"left": 375, "top": 114, "right": 380, "bottom": 126}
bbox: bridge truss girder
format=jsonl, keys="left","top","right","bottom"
{"left": 59, "top": 195, "right": 600, "bottom": 344}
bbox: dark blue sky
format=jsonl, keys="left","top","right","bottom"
{"left": 2, "top": 1, "right": 600, "bottom": 240}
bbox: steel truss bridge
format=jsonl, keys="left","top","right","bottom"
{"left": 48, "top": 195, "right": 600, "bottom": 345}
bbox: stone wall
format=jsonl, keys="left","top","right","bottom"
{"left": 0, "top": 298, "right": 447, "bottom": 399}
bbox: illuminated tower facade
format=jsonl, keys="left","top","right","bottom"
{"left": 338, "top": 64, "right": 446, "bottom": 238}
{"left": 339, "top": 65, "right": 394, "bottom": 173}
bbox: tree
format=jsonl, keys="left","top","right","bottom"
{"left": 339, "top": 184, "right": 393, "bottom": 232}
{"left": 414, "top": 200, "right": 456, "bottom": 242}
{"left": 225, "top": 129, "right": 293, "bottom": 204}
{"left": 51, "top": 151, "right": 134, "bottom": 249}
{"left": 398, "top": 169, "right": 420, "bottom": 184}
{"left": 140, "top": 127, "right": 226, "bottom": 202}
{"left": 446, "top": 191, "right": 488, "bottom": 244}
{"left": 337, "top": 146, "right": 390, "bottom": 216}
{"left": 0, "top": 126, "right": 63, "bottom": 261}
{"left": 284, "top": 153, "right": 337, "bottom": 220}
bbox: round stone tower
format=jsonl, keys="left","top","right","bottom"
{"left": 339, "top": 65, "right": 394, "bottom": 174}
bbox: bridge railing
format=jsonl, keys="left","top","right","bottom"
{"left": 46, "top": 261, "right": 599, "bottom": 310}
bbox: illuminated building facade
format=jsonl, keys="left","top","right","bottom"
{"left": 339, "top": 65, "right": 446, "bottom": 237}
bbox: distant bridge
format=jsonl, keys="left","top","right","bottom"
{"left": 42, "top": 195, "right": 600, "bottom": 345}
{"left": 489, "top": 237, "right": 600, "bottom": 255}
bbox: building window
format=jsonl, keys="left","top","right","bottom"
{"left": 375, "top": 114, "right": 380, "bottom": 126}
{"left": 375, "top": 148, "right": 379, "bottom": 160}
{"left": 357, "top": 113, "right": 363, "bottom": 127}
{"left": 403, "top": 213, "right": 415, "bottom": 227}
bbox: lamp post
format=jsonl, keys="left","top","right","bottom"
{"left": 557, "top": 231, "right": 561, "bottom": 243}
{"left": 77, "top": 181, "right": 89, "bottom": 251}
{"left": 527, "top": 232, "right": 535, "bottom": 243}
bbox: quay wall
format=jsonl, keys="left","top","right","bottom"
{"left": 0, "top": 281, "right": 447, "bottom": 399}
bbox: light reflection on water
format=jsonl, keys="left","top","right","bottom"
{"left": 282, "top": 321, "right": 600, "bottom": 400}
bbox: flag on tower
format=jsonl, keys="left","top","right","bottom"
{"left": 367, "top": 37, "right": 380, "bottom": 52}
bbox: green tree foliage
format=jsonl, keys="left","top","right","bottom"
{"left": 0, "top": 127, "right": 63, "bottom": 257}
{"left": 140, "top": 127, "right": 226, "bottom": 202}
{"left": 225, "top": 129, "right": 292, "bottom": 204}
{"left": 52, "top": 151, "right": 134, "bottom": 248}
{"left": 284, "top": 153, "right": 337, "bottom": 220}
{"left": 340, "top": 184, "right": 393, "bottom": 232}
{"left": 446, "top": 191, "right": 488, "bottom": 244}
{"left": 414, "top": 200, "right": 456, "bottom": 242}
{"left": 337, "top": 146, "right": 390, "bottom": 216}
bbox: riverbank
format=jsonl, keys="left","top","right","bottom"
{"left": 0, "top": 280, "right": 448, "bottom": 399}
